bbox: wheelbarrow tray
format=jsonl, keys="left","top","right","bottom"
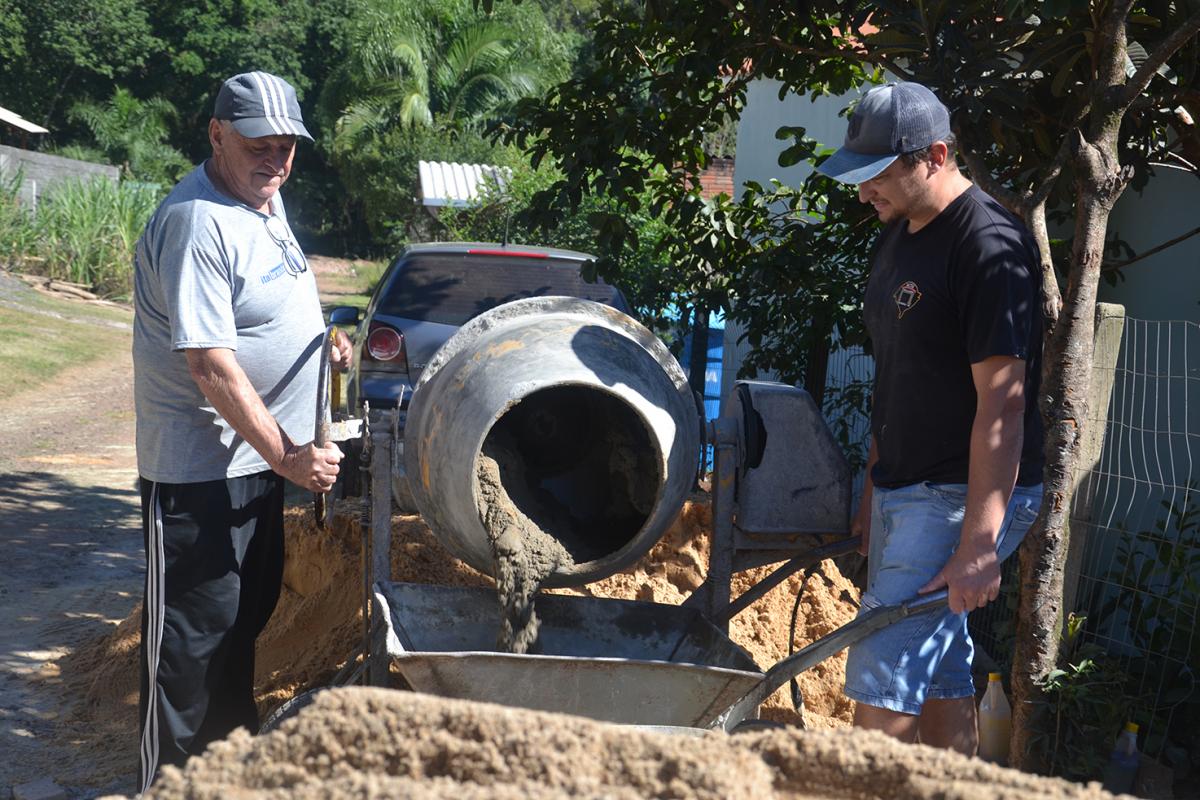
{"left": 373, "top": 582, "right": 764, "bottom": 728}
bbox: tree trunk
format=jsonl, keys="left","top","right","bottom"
{"left": 803, "top": 314, "right": 832, "bottom": 407}
{"left": 1009, "top": 128, "right": 1129, "bottom": 771}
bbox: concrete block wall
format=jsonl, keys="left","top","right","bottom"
{"left": 0, "top": 144, "right": 119, "bottom": 211}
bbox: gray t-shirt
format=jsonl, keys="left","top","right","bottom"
{"left": 132, "top": 162, "right": 324, "bottom": 483}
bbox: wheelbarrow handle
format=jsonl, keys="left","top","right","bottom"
{"left": 714, "top": 589, "right": 950, "bottom": 731}
{"left": 314, "top": 324, "right": 336, "bottom": 528}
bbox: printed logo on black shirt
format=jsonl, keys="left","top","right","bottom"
{"left": 892, "top": 280, "right": 922, "bottom": 319}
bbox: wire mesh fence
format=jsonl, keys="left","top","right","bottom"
{"left": 823, "top": 314, "right": 1199, "bottom": 767}
{"left": 1068, "top": 316, "right": 1199, "bottom": 761}
{"left": 821, "top": 343, "right": 873, "bottom": 504}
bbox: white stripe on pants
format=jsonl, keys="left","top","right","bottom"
{"left": 139, "top": 482, "right": 166, "bottom": 794}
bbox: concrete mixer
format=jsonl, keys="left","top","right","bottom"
{"left": 312, "top": 296, "right": 948, "bottom": 733}
{"left": 403, "top": 296, "right": 700, "bottom": 587}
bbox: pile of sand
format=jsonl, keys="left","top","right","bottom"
{"left": 135, "top": 687, "right": 1110, "bottom": 800}
{"left": 55, "top": 493, "right": 857, "bottom": 790}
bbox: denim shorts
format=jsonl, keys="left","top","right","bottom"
{"left": 843, "top": 481, "right": 1042, "bottom": 715}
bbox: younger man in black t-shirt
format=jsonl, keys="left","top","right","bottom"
{"left": 815, "top": 82, "right": 1044, "bottom": 756}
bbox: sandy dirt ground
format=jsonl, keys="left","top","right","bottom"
{"left": 0, "top": 272, "right": 143, "bottom": 798}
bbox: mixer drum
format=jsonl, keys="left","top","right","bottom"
{"left": 404, "top": 297, "right": 700, "bottom": 587}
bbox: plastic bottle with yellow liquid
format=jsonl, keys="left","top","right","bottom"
{"left": 1102, "top": 722, "right": 1141, "bottom": 794}
{"left": 978, "top": 672, "right": 1012, "bottom": 765}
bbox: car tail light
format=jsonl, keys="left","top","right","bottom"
{"left": 364, "top": 322, "right": 407, "bottom": 370}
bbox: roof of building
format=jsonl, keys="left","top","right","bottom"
{"left": 0, "top": 106, "right": 49, "bottom": 135}
{"left": 418, "top": 160, "right": 510, "bottom": 208}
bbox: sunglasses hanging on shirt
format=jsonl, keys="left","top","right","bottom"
{"left": 264, "top": 215, "right": 308, "bottom": 276}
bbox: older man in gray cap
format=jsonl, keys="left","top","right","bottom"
{"left": 816, "top": 82, "right": 1044, "bottom": 756}
{"left": 131, "top": 71, "right": 351, "bottom": 790}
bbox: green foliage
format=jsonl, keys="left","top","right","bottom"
{"left": 1032, "top": 614, "right": 1132, "bottom": 781}
{"left": 334, "top": 124, "right": 528, "bottom": 248}
{"left": 0, "top": 0, "right": 25, "bottom": 66}
{"left": 126, "top": 0, "right": 358, "bottom": 244}
{"left": 1097, "top": 486, "right": 1200, "bottom": 763}
{"left": 821, "top": 375, "right": 873, "bottom": 476}
{"left": 138, "top": 0, "right": 324, "bottom": 148}
{"left": 0, "top": 0, "right": 160, "bottom": 126}
{"left": 320, "top": 0, "right": 571, "bottom": 250}
{"left": 707, "top": 177, "right": 876, "bottom": 383}
{"left": 34, "top": 178, "right": 160, "bottom": 296}
{"left": 855, "top": 2, "right": 1196, "bottom": 220}
{"left": 500, "top": 0, "right": 1200, "bottom": 388}
{"left": 437, "top": 163, "right": 678, "bottom": 331}
{"left": 69, "top": 89, "right": 192, "bottom": 186}
{"left": 323, "top": 6, "right": 552, "bottom": 134}
{"left": 1031, "top": 488, "right": 1200, "bottom": 780}
{"left": 0, "top": 177, "right": 160, "bottom": 298}
{"left": 0, "top": 170, "right": 38, "bottom": 271}
{"left": 497, "top": 1, "right": 878, "bottom": 390}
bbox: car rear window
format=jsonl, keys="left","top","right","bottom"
{"left": 375, "top": 252, "right": 624, "bottom": 325}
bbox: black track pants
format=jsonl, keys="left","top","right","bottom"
{"left": 137, "top": 471, "right": 285, "bottom": 792}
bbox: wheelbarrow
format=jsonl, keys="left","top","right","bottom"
{"left": 373, "top": 580, "right": 949, "bottom": 732}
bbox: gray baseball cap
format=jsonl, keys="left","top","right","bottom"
{"left": 214, "top": 71, "right": 313, "bottom": 140}
{"left": 816, "top": 82, "right": 951, "bottom": 184}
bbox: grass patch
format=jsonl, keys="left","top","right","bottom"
{"left": 0, "top": 284, "right": 132, "bottom": 403}
{"left": 1, "top": 173, "right": 159, "bottom": 299}
{"left": 313, "top": 257, "right": 388, "bottom": 312}
{"left": 0, "top": 248, "right": 382, "bottom": 406}
{"left": 16, "top": 287, "right": 136, "bottom": 327}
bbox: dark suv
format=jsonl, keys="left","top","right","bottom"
{"left": 332, "top": 242, "right": 628, "bottom": 420}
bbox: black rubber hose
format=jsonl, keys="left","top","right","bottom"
{"left": 787, "top": 565, "right": 813, "bottom": 727}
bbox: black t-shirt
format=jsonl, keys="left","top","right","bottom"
{"left": 864, "top": 184, "right": 1044, "bottom": 489}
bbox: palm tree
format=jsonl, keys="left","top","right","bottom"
{"left": 68, "top": 88, "right": 191, "bottom": 185}
{"left": 321, "top": 5, "right": 549, "bottom": 155}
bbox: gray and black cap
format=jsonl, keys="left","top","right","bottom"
{"left": 816, "top": 82, "right": 950, "bottom": 184}
{"left": 214, "top": 71, "right": 313, "bottom": 141}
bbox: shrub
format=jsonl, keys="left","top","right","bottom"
{"left": 0, "top": 175, "right": 160, "bottom": 298}
{"left": 1031, "top": 613, "right": 1132, "bottom": 781}
{"left": 0, "top": 169, "right": 38, "bottom": 270}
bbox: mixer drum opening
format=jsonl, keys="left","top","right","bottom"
{"left": 477, "top": 385, "right": 663, "bottom": 564}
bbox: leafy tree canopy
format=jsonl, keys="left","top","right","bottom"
{"left": 504, "top": 1, "right": 1200, "bottom": 318}
{"left": 69, "top": 88, "right": 192, "bottom": 186}
{"left": 138, "top": 0, "right": 339, "bottom": 159}
{"left": 0, "top": 0, "right": 160, "bottom": 127}
{"left": 317, "top": 0, "right": 572, "bottom": 249}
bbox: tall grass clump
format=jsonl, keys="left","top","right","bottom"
{"left": 0, "top": 169, "right": 38, "bottom": 270}
{"left": 3, "top": 176, "right": 161, "bottom": 299}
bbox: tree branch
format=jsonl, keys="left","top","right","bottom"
{"left": 1103, "top": 222, "right": 1200, "bottom": 272}
{"left": 1096, "top": 0, "right": 1138, "bottom": 61}
{"left": 1148, "top": 160, "right": 1200, "bottom": 174}
{"left": 959, "top": 145, "right": 1021, "bottom": 213}
{"left": 1026, "top": 200, "right": 1063, "bottom": 328}
{"left": 1028, "top": 131, "right": 1076, "bottom": 209}
{"left": 875, "top": 55, "right": 915, "bottom": 82}
{"left": 1120, "top": 9, "right": 1200, "bottom": 108}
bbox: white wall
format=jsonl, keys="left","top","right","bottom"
{"left": 730, "top": 79, "right": 852, "bottom": 200}
{"left": 1099, "top": 167, "right": 1200, "bottom": 322}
